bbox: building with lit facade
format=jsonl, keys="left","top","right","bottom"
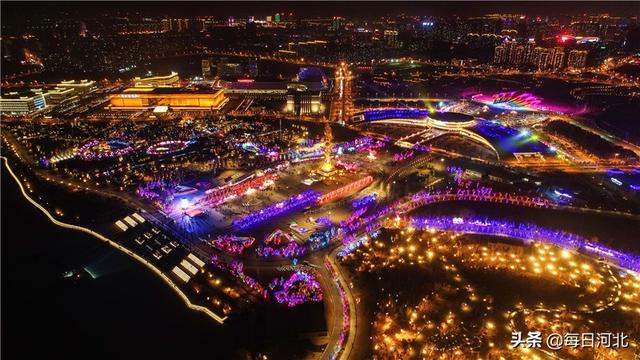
{"left": 494, "top": 42, "right": 568, "bottom": 70}
{"left": 0, "top": 89, "right": 47, "bottom": 114}
{"left": 567, "top": 50, "right": 588, "bottom": 69}
{"left": 109, "top": 87, "right": 226, "bottom": 110}
{"left": 133, "top": 72, "right": 180, "bottom": 88}
{"left": 355, "top": 109, "right": 555, "bottom": 162}
{"left": 56, "top": 79, "right": 97, "bottom": 94}
{"left": 202, "top": 59, "right": 213, "bottom": 80}
{"left": 285, "top": 91, "right": 323, "bottom": 115}
{"left": 384, "top": 30, "right": 401, "bottom": 48}
{"left": 426, "top": 112, "right": 477, "bottom": 130}
{"left": 42, "top": 87, "right": 76, "bottom": 105}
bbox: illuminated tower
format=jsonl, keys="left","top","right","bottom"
{"left": 320, "top": 120, "right": 334, "bottom": 174}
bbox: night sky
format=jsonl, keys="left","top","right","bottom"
{"left": 2, "top": 1, "right": 640, "bottom": 21}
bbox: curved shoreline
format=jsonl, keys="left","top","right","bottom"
{"left": 1, "top": 156, "right": 227, "bottom": 324}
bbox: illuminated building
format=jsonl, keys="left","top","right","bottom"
{"left": 426, "top": 112, "right": 477, "bottom": 130}
{"left": 133, "top": 72, "right": 179, "bottom": 88}
{"left": 383, "top": 30, "right": 401, "bottom": 48}
{"left": 42, "top": 87, "right": 76, "bottom": 105}
{"left": 285, "top": 40, "right": 328, "bottom": 59}
{"left": 286, "top": 92, "right": 323, "bottom": 115}
{"left": 493, "top": 45, "right": 507, "bottom": 64}
{"left": 0, "top": 89, "right": 47, "bottom": 114}
{"left": 533, "top": 47, "right": 551, "bottom": 69}
{"left": 356, "top": 109, "right": 555, "bottom": 161}
{"left": 226, "top": 74, "right": 328, "bottom": 115}
{"left": 109, "top": 87, "right": 226, "bottom": 110}
{"left": 505, "top": 41, "right": 519, "bottom": 64}
{"left": 567, "top": 50, "right": 588, "bottom": 69}
{"left": 202, "top": 58, "right": 213, "bottom": 80}
{"left": 225, "top": 81, "right": 289, "bottom": 98}
{"left": 550, "top": 47, "right": 565, "bottom": 69}
{"left": 216, "top": 57, "right": 258, "bottom": 78}
{"left": 161, "top": 18, "right": 170, "bottom": 32}
{"left": 162, "top": 18, "right": 189, "bottom": 32}
{"left": 56, "top": 79, "right": 96, "bottom": 94}
{"left": 332, "top": 16, "right": 345, "bottom": 31}
{"left": 523, "top": 43, "right": 536, "bottom": 64}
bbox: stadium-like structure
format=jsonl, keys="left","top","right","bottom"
{"left": 353, "top": 108, "right": 556, "bottom": 161}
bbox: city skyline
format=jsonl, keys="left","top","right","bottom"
{"left": 2, "top": 1, "right": 640, "bottom": 359}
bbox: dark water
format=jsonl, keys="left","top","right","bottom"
{"left": 0, "top": 172, "right": 239, "bottom": 359}
{"left": 1, "top": 168, "right": 326, "bottom": 359}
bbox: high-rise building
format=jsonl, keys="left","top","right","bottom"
{"left": 550, "top": 47, "right": 565, "bottom": 69}
{"left": 533, "top": 47, "right": 551, "bottom": 69}
{"left": 494, "top": 45, "right": 507, "bottom": 64}
{"left": 512, "top": 45, "right": 525, "bottom": 65}
{"left": 246, "top": 18, "right": 257, "bottom": 40}
{"left": 567, "top": 50, "right": 588, "bottom": 69}
{"left": 202, "top": 59, "right": 212, "bottom": 80}
{"left": 523, "top": 43, "right": 536, "bottom": 64}
{"left": 161, "top": 18, "right": 171, "bottom": 32}
{"left": 384, "top": 30, "right": 401, "bottom": 48}
{"left": 504, "top": 41, "right": 518, "bottom": 64}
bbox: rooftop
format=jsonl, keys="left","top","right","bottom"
{"left": 428, "top": 111, "right": 475, "bottom": 123}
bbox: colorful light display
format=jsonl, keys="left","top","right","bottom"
{"left": 76, "top": 139, "right": 133, "bottom": 160}
{"left": 324, "top": 259, "right": 351, "bottom": 360}
{"left": 317, "top": 176, "right": 374, "bottom": 204}
{"left": 351, "top": 193, "right": 377, "bottom": 209}
{"left": 409, "top": 216, "right": 640, "bottom": 271}
{"left": 256, "top": 229, "right": 306, "bottom": 258}
{"left": 471, "top": 91, "right": 570, "bottom": 113}
{"left": 146, "top": 140, "right": 191, "bottom": 155}
{"left": 202, "top": 173, "right": 276, "bottom": 207}
{"left": 270, "top": 271, "right": 323, "bottom": 307}
{"left": 491, "top": 91, "right": 542, "bottom": 110}
{"left": 393, "top": 150, "right": 415, "bottom": 162}
{"left": 361, "top": 108, "right": 430, "bottom": 122}
{"left": 233, "top": 190, "right": 321, "bottom": 230}
{"left": 210, "top": 256, "right": 267, "bottom": 298}
{"left": 210, "top": 235, "right": 255, "bottom": 254}
{"left": 402, "top": 187, "right": 550, "bottom": 213}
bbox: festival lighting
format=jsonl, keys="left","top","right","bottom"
{"left": 210, "top": 235, "right": 255, "bottom": 254}
{"left": 352, "top": 193, "right": 378, "bottom": 209}
{"left": 409, "top": 216, "right": 640, "bottom": 271}
{"left": 210, "top": 256, "right": 267, "bottom": 298}
{"left": 180, "top": 198, "right": 190, "bottom": 210}
{"left": 470, "top": 91, "right": 573, "bottom": 113}
{"left": 324, "top": 259, "right": 351, "bottom": 359}
{"left": 146, "top": 140, "right": 191, "bottom": 155}
{"left": 203, "top": 173, "right": 277, "bottom": 207}
{"left": 318, "top": 176, "right": 374, "bottom": 204}
{"left": 76, "top": 139, "right": 133, "bottom": 160}
{"left": 271, "top": 271, "right": 323, "bottom": 307}
{"left": 402, "top": 187, "right": 551, "bottom": 213}
{"left": 257, "top": 229, "right": 306, "bottom": 258}
{"left": 233, "top": 190, "right": 320, "bottom": 229}
{"left": 361, "top": 109, "right": 429, "bottom": 122}
{"left": 394, "top": 150, "right": 415, "bottom": 162}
